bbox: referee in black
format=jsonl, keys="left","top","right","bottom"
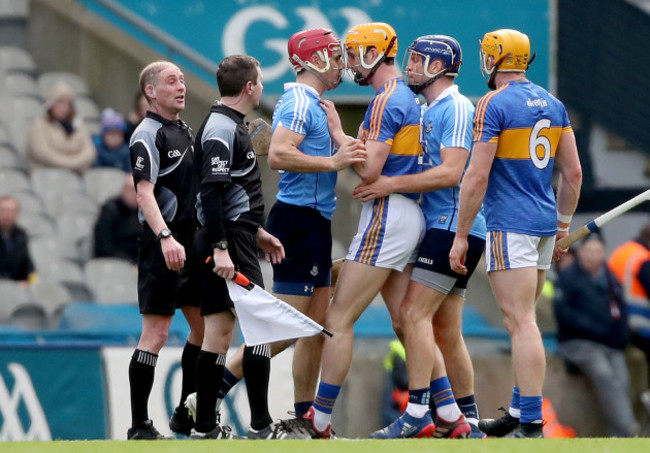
{"left": 190, "top": 55, "right": 297, "bottom": 439}
{"left": 127, "top": 60, "right": 203, "bottom": 440}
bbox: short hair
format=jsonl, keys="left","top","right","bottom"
{"left": 640, "top": 222, "right": 650, "bottom": 246}
{"left": 139, "top": 61, "right": 177, "bottom": 104}
{"left": 0, "top": 195, "right": 19, "bottom": 209}
{"left": 217, "top": 55, "right": 260, "bottom": 97}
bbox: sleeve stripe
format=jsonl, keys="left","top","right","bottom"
{"left": 368, "top": 79, "right": 397, "bottom": 141}
{"left": 474, "top": 85, "right": 507, "bottom": 141}
{"left": 133, "top": 138, "right": 158, "bottom": 182}
{"left": 289, "top": 87, "right": 309, "bottom": 135}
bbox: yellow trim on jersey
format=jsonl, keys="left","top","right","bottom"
{"left": 389, "top": 124, "right": 421, "bottom": 155}
{"left": 360, "top": 197, "right": 386, "bottom": 264}
{"left": 473, "top": 85, "right": 508, "bottom": 142}
{"left": 368, "top": 79, "right": 398, "bottom": 141}
{"left": 494, "top": 126, "right": 564, "bottom": 159}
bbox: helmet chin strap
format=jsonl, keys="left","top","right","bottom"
{"left": 293, "top": 54, "right": 341, "bottom": 91}
{"left": 354, "top": 36, "right": 396, "bottom": 87}
{"left": 409, "top": 60, "right": 461, "bottom": 94}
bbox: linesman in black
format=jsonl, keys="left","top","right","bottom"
{"left": 127, "top": 61, "right": 204, "bottom": 440}
{"left": 191, "top": 55, "right": 296, "bottom": 439}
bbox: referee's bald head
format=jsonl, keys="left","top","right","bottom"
{"left": 139, "top": 61, "right": 181, "bottom": 104}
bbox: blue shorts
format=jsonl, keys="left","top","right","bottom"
{"left": 412, "top": 228, "right": 485, "bottom": 294}
{"left": 266, "top": 201, "right": 332, "bottom": 296}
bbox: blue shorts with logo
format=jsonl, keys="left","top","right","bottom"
{"left": 266, "top": 200, "right": 332, "bottom": 296}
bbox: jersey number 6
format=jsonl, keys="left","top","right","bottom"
{"left": 529, "top": 118, "right": 551, "bottom": 169}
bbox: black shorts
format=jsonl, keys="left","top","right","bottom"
{"left": 413, "top": 228, "right": 485, "bottom": 291}
{"left": 266, "top": 201, "right": 332, "bottom": 296}
{"left": 195, "top": 224, "right": 263, "bottom": 316}
{"left": 137, "top": 224, "right": 201, "bottom": 316}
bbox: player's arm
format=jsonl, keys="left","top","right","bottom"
{"left": 554, "top": 130, "right": 582, "bottom": 235}
{"left": 353, "top": 139, "right": 391, "bottom": 183}
{"left": 320, "top": 99, "right": 353, "bottom": 148}
{"left": 353, "top": 146, "right": 468, "bottom": 201}
{"left": 135, "top": 179, "right": 186, "bottom": 271}
{"left": 268, "top": 125, "right": 365, "bottom": 172}
{"left": 449, "top": 141, "right": 495, "bottom": 274}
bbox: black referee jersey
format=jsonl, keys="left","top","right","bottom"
{"left": 129, "top": 111, "right": 197, "bottom": 226}
{"left": 194, "top": 102, "right": 264, "bottom": 242}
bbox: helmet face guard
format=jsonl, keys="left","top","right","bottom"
{"left": 479, "top": 29, "right": 534, "bottom": 90}
{"left": 402, "top": 35, "right": 462, "bottom": 94}
{"left": 288, "top": 28, "right": 343, "bottom": 89}
{"left": 344, "top": 22, "right": 397, "bottom": 86}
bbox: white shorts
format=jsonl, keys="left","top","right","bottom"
{"left": 486, "top": 231, "right": 554, "bottom": 272}
{"left": 346, "top": 193, "right": 424, "bottom": 271}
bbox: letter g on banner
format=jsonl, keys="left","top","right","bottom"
{"left": 0, "top": 363, "right": 51, "bottom": 440}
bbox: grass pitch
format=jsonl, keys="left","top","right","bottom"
{"left": 2, "top": 438, "right": 650, "bottom": 453}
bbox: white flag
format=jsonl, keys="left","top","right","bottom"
{"left": 226, "top": 280, "right": 331, "bottom": 347}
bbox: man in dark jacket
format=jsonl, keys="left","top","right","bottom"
{"left": 93, "top": 174, "right": 140, "bottom": 264}
{"left": 0, "top": 196, "right": 35, "bottom": 284}
{"left": 554, "top": 235, "right": 638, "bottom": 437}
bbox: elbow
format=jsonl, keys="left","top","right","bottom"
{"left": 267, "top": 148, "right": 283, "bottom": 170}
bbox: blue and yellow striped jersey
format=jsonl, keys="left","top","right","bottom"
{"left": 361, "top": 78, "right": 421, "bottom": 200}
{"left": 474, "top": 80, "right": 572, "bottom": 236}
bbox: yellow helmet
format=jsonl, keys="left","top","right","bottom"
{"left": 344, "top": 22, "right": 397, "bottom": 85}
{"left": 480, "top": 29, "right": 532, "bottom": 72}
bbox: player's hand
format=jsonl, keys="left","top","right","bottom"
{"left": 160, "top": 236, "right": 186, "bottom": 271}
{"left": 257, "top": 227, "right": 285, "bottom": 264}
{"left": 553, "top": 230, "right": 569, "bottom": 262}
{"left": 320, "top": 100, "right": 344, "bottom": 137}
{"left": 212, "top": 248, "right": 235, "bottom": 280}
{"left": 449, "top": 236, "right": 469, "bottom": 275}
{"left": 332, "top": 139, "right": 366, "bottom": 170}
{"left": 353, "top": 175, "right": 393, "bottom": 202}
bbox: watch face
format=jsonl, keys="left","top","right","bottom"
{"left": 159, "top": 229, "right": 171, "bottom": 239}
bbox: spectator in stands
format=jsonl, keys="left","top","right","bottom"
{"left": 554, "top": 234, "right": 639, "bottom": 437}
{"left": 27, "top": 81, "right": 96, "bottom": 173}
{"left": 0, "top": 196, "right": 35, "bottom": 285}
{"left": 93, "top": 173, "right": 140, "bottom": 264}
{"left": 608, "top": 222, "right": 650, "bottom": 416}
{"left": 93, "top": 108, "right": 131, "bottom": 173}
{"left": 125, "top": 92, "right": 148, "bottom": 142}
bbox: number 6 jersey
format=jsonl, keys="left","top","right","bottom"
{"left": 473, "top": 79, "right": 573, "bottom": 236}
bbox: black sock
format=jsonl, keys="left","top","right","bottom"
{"left": 243, "top": 344, "right": 273, "bottom": 430}
{"left": 129, "top": 349, "right": 158, "bottom": 428}
{"left": 178, "top": 341, "right": 201, "bottom": 412}
{"left": 195, "top": 350, "right": 226, "bottom": 432}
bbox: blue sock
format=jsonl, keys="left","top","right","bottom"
{"left": 313, "top": 382, "right": 341, "bottom": 414}
{"left": 216, "top": 368, "right": 241, "bottom": 400}
{"left": 510, "top": 386, "right": 521, "bottom": 411}
{"left": 519, "top": 396, "right": 543, "bottom": 424}
{"left": 408, "top": 387, "right": 430, "bottom": 406}
{"left": 430, "top": 377, "right": 455, "bottom": 408}
{"left": 294, "top": 401, "right": 312, "bottom": 418}
{"left": 457, "top": 395, "right": 479, "bottom": 420}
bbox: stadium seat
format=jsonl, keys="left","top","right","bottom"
{"left": 0, "top": 168, "right": 30, "bottom": 192}
{"left": 0, "top": 122, "right": 11, "bottom": 146}
{"left": 29, "top": 279, "right": 73, "bottom": 319}
{"left": 84, "top": 257, "right": 138, "bottom": 304}
{"left": 1, "top": 72, "right": 39, "bottom": 97}
{"left": 30, "top": 167, "right": 84, "bottom": 196}
{"left": 9, "top": 190, "right": 45, "bottom": 215}
{"left": 37, "top": 71, "right": 90, "bottom": 98}
{"left": 0, "top": 46, "right": 36, "bottom": 74}
{"left": 0, "top": 94, "right": 42, "bottom": 124}
{"left": 10, "top": 303, "right": 47, "bottom": 329}
{"left": 29, "top": 235, "right": 79, "bottom": 269}
{"left": 56, "top": 211, "right": 97, "bottom": 246}
{"left": 17, "top": 211, "right": 55, "bottom": 239}
{"left": 75, "top": 95, "right": 100, "bottom": 122}
{"left": 83, "top": 167, "right": 128, "bottom": 205}
{"left": 0, "top": 145, "right": 20, "bottom": 169}
{"left": 0, "top": 279, "right": 34, "bottom": 322}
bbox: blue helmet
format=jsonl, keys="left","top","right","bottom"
{"left": 404, "top": 35, "right": 462, "bottom": 93}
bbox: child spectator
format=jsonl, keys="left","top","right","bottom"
{"left": 93, "top": 108, "right": 130, "bottom": 173}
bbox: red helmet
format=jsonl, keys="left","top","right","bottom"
{"left": 288, "top": 28, "right": 341, "bottom": 73}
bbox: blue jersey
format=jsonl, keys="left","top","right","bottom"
{"left": 420, "top": 85, "right": 486, "bottom": 239}
{"left": 361, "top": 78, "right": 421, "bottom": 200}
{"left": 474, "top": 80, "right": 572, "bottom": 236}
{"left": 271, "top": 83, "right": 337, "bottom": 219}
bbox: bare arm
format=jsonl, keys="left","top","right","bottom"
{"left": 353, "top": 146, "right": 469, "bottom": 201}
{"left": 353, "top": 139, "right": 391, "bottom": 183}
{"left": 136, "top": 179, "right": 186, "bottom": 271}
{"left": 449, "top": 142, "right": 495, "bottom": 274}
{"left": 553, "top": 130, "right": 583, "bottom": 258}
{"left": 320, "top": 99, "right": 352, "bottom": 148}
{"left": 268, "top": 125, "right": 365, "bottom": 172}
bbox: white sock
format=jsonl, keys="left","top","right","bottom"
{"left": 508, "top": 407, "right": 521, "bottom": 419}
{"left": 312, "top": 407, "right": 331, "bottom": 432}
{"left": 405, "top": 402, "right": 429, "bottom": 418}
{"left": 436, "top": 403, "right": 462, "bottom": 422}
{"left": 465, "top": 417, "right": 479, "bottom": 427}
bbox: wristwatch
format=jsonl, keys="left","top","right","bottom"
{"left": 213, "top": 240, "right": 229, "bottom": 250}
{"left": 157, "top": 228, "right": 172, "bottom": 240}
